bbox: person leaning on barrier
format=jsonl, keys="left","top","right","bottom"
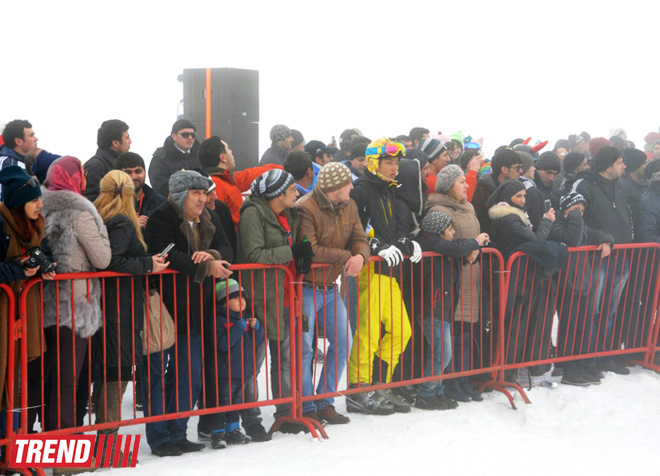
{"left": 39, "top": 156, "right": 112, "bottom": 432}
{"left": 347, "top": 138, "right": 421, "bottom": 415}
{"left": 143, "top": 170, "right": 232, "bottom": 457}
{"left": 92, "top": 170, "right": 169, "bottom": 438}
{"left": 0, "top": 166, "right": 57, "bottom": 438}
{"left": 235, "top": 169, "right": 312, "bottom": 436}
{"left": 295, "top": 162, "right": 369, "bottom": 425}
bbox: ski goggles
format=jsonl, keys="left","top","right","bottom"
{"left": 365, "top": 142, "right": 405, "bottom": 158}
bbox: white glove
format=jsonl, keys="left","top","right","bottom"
{"left": 377, "top": 245, "right": 404, "bottom": 267}
{"left": 410, "top": 240, "right": 422, "bottom": 263}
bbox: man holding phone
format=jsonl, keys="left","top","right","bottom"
{"left": 534, "top": 151, "right": 561, "bottom": 209}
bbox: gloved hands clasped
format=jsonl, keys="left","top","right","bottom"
{"left": 291, "top": 240, "right": 314, "bottom": 275}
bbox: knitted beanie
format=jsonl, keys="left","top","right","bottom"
{"left": 622, "top": 148, "right": 647, "bottom": 173}
{"left": 535, "top": 151, "right": 561, "bottom": 172}
{"left": 588, "top": 137, "right": 611, "bottom": 159}
{"left": 486, "top": 179, "right": 526, "bottom": 209}
{"left": 516, "top": 151, "right": 535, "bottom": 173}
{"left": 592, "top": 146, "right": 621, "bottom": 173}
{"left": 250, "top": 169, "right": 294, "bottom": 199}
{"left": 563, "top": 152, "right": 586, "bottom": 175}
{"left": 435, "top": 164, "right": 464, "bottom": 194}
{"left": 270, "top": 124, "right": 292, "bottom": 143}
{"left": 0, "top": 165, "right": 41, "bottom": 208}
{"left": 171, "top": 119, "right": 196, "bottom": 134}
{"left": 559, "top": 191, "right": 586, "bottom": 212}
{"left": 417, "top": 137, "right": 447, "bottom": 161}
{"left": 421, "top": 211, "right": 453, "bottom": 235}
{"left": 317, "top": 162, "right": 352, "bottom": 193}
{"left": 215, "top": 278, "right": 245, "bottom": 305}
{"left": 168, "top": 170, "right": 212, "bottom": 210}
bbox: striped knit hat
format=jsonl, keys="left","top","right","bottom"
{"left": 250, "top": 169, "right": 294, "bottom": 199}
{"left": 418, "top": 138, "right": 447, "bottom": 161}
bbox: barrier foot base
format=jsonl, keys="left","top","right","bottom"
{"left": 478, "top": 380, "right": 531, "bottom": 409}
{"left": 268, "top": 416, "right": 328, "bottom": 440}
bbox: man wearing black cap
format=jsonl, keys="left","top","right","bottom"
{"left": 620, "top": 148, "right": 648, "bottom": 238}
{"left": 534, "top": 151, "right": 562, "bottom": 208}
{"left": 84, "top": 119, "right": 131, "bottom": 200}
{"left": 148, "top": 119, "right": 201, "bottom": 197}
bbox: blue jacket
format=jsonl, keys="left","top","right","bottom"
{"left": 0, "top": 145, "right": 25, "bottom": 169}
{"left": 216, "top": 306, "right": 265, "bottom": 379}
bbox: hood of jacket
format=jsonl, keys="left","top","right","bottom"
{"left": 488, "top": 202, "right": 529, "bottom": 224}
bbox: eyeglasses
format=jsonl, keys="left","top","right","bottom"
{"left": 180, "top": 132, "right": 196, "bottom": 139}
{"left": 8, "top": 176, "right": 39, "bottom": 203}
{"left": 366, "top": 142, "right": 405, "bottom": 158}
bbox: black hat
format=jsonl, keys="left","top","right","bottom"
{"left": 486, "top": 179, "right": 526, "bottom": 209}
{"left": 559, "top": 191, "right": 586, "bottom": 212}
{"left": 304, "top": 140, "right": 332, "bottom": 160}
{"left": 536, "top": 151, "right": 561, "bottom": 172}
{"left": 171, "top": 118, "right": 196, "bottom": 134}
{"left": 563, "top": 152, "right": 586, "bottom": 175}
{"left": 592, "top": 146, "right": 621, "bottom": 173}
{"left": 622, "top": 148, "right": 647, "bottom": 173}
{"left": 0, "top": 165, "right": 42, "bottom": 208}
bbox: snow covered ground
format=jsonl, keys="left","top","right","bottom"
{"left": 66, "top": 365, "right": 660, "bottom": 476}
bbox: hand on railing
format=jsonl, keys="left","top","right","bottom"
{"left": 597, "top": 242, "right": 611, "bottom": 258}
{"left": 211, "top": 260, "right": 233, "bottom": 278}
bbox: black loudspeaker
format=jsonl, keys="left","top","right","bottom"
{"left": 181, "top": 68, "right": 259, "bottom": 171}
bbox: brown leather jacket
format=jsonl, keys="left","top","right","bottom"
{"left": 296, "top": 186, "right": 369, "bottom": 287}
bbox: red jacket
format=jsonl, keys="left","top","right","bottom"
{"left": 207, "top": 164, "right": 283, "bottom": 229}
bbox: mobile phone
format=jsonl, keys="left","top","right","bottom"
{"left": 544, "top": 199, "right": 552, "bottom": 213}
{"left": 331, "top": 135, "right": 336, "bottom": 145}
{"left": 159, "top": 243, "right": 175, "bottom": 257}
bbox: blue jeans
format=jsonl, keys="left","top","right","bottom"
{"left": 302, "top": 286, "right": 351, "bottom": 413}
{"left": 592, "top": 255, "right": 629, "bottom": 362}
{"left": 141, "top": 333, "right": 202, "bottom": 448}
{"left": 418, "top": 319, "right": 452, "bottom": 398}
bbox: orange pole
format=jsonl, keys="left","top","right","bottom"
{"left": 205, "top": 68, "right": 212, "bottom": 140}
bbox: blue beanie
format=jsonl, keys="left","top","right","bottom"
{"left": 0, "top": 165, "right": 42, "bottom": 208}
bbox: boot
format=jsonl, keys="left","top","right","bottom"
{"left": 444, "top": 379, "right": 471, "bottom": 402}
{"left": 346, "top": 383, "right": 395, "bottom": 415}
{"left": 373, "top": 383, "right": 411, "bottom": 413}
{"left": 459, "top": 378, "right": 483, "bottom": 402}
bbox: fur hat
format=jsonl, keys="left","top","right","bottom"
{"left": 270, "top": 125, "right": 292, "bottom": 143}
{"left": 535, "top": 151, "right": 561, "bottom": 172}
{"left": 563, "top": 152, "right": 586, "bottom": 175}
{"left": 592, "top": 146, "right": 621, "bottom": 173}
{"left": 169, "top": 170, "right": 212, "bottom": 210}
{"left": 215, "top": 278, "right": 245, "bottom": 305}
{"left": 0, "top": 165, "right": 41, "bottom": 208}
{"left": 171, "top": 119, "right": 196, "bottom": 134}
{"left": 435, "top": 164, "right": 464, "bottom": 194}
{"left": 317, "top": 162, "right": 352, "bottom": 193}
{"left": 559, "top": 191, "right": 586, "bottom": 212}
{"left": 622, "top": 148, "right": 647, "bottom": 173}
{"left": 421, "top": 211, "right": 452, "bottom": 235}
{"left": 251, "top": 169, "right": 294, "bottom": 200}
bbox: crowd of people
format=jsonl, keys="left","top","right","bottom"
{"left": 0, "top": 118, "right": 659, "bottom": 469}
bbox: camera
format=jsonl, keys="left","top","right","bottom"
{"left": 23, "top": 248, "right": 56, "bottom": 274}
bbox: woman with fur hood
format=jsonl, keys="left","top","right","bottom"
{"left": 39, "top": 156, "right": 112, "bottom": 431}
{"left": 487, "top": 179, "right": 555, "bottom": 259}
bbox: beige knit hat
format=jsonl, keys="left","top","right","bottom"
{"left": 317, "top": 162, "right": 352, "bottom": 193}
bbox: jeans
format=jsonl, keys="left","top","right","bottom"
{"left": 140, "top": 349, "right": 170, "bottom": 448}
{"left": 301, "top": 286, "right": 352, "bottom": 413}
{"left": 418, "top": 319, "right": 452, "bottom": 398}
{"left": 206, "top": 378, "right": 243, "bottom": 433}
{"left": 592, "top": 255, "right": 629, "bottom": 363}
{"left": 269, "top": 332, "right": 291, "bottom": 419}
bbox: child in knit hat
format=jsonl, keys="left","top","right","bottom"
{"left": 205, "top": 278, "right": 264, "bottom": 449}
{"left": 413, "top": 211, "right": 489, "bottom": 408}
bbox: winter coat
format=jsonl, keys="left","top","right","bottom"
{"left": 41, "top": 188, "right": 112, "bottom": 337}
{"left": 0, "top": 206, "right": 46, "bottom": 408}
{"left": 0, "top": 145, "right": 25, "bottom": 170}
{"left": 488, "top": 202, "right": 553, "bottom": 260}
{"left": 215, "top": 307, "right": 265, "bottom": 379}
{"left": 471, "top": 172, "right": 499, "bottom": 234}
{"left": 83, "top": 148, "right": 119, "bottom": 201}
{"left": 236, "top": 196, "right": 300, "bottom": 341}
{"left": 415, "top": 232, "right": 480, "bottom": 322}
{"left": 145, "top": 197, "right": 232, "bottom": 335}
{"left": 92, "top": 215, "right": 152, "bottom": 375}
{"left": 619, "top": 174, "right": 647, "bottom": 243}
{"left": 639, "top": 184, "right": 660, "bottom": 243}
{"left": 148, "top": 136, "right": 201, "bottom": 197}
{"left": 573, "top": 169, "right": 633, "bottom": 245}
{"left": 135, "top": 183, "right": 166, "bottom": 220}
{"left": 425, "top": 192, "right": 482, "bottom": 323}
{"left": 521, "top": 177, "right": 546, "bottom": 231}
{"left": 295, "top": 185, "right": 369, "bottom": 287}
{"left": 259, "top": 143, "right": 288, "bottom": 166}
{"left": 203, "top": 163, "right": 283, "bottom": 229}
{"left": 534, "top": 171, "right": 561, "bottom": 209}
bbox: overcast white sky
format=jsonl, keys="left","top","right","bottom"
{"left": 2, "top": 0, "right": 658, "bottom": 169}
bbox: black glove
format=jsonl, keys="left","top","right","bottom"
{"left": 291, "top": 240, "right": 314, "bottom": 275}
{"left": 396, "top": 237, "right": 415, "bottom": 256}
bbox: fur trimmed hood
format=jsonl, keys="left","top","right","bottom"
{"left": 488, "top": 202, "right": 530, "bottom": 225}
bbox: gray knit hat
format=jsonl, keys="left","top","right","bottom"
{"left": 421, "top": 211, "right": 453, "bottom": 235}
{"left": 270, "top": 124, "right": 292, "bottom": 143}
{"left": 435, "top": 164, "right": 464, "bottom": 194}
{"left": 318, "top": 162, "right": 352, "bottom": 193}
{"left": 169, "top": 170, "right": 212, "bottom": 210}
{"left": 418, "top": 137, "right": 447, "bottom": 162}
{"left": 516, "top": 151, "right": 535, "bottom": 173}
{"left": 215, "top": 278, "right": 245, "bottom": 305}
{"left": 251, "top": 169, "right": 294, "bottom": 200}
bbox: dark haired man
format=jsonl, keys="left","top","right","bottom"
{"left": 117, "top": 152, "right": 165, "bottom": 229}
{"left": 408, "top": 127, "right": 430, "bottom": 148}
{"left": 0, "top": 119, "right": 39, "bottom": 170}
{"left": 149, "top": 119, "right": 201, "bottom": 197}
{"left": 84, "top": 119, "right": 131, "bottom": 200}
{"left": 284, "top": 150, "right": 315, "bottom": 196}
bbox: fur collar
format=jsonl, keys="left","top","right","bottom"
{"left": 488, "top": 202, "right": 530, "bottom": 225}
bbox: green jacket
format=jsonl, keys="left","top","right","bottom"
{"left": 236, "top": 196, "right": 300, "bottom": 340}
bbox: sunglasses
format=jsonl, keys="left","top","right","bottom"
{"left": 366, "top": 142, "right": 405, "bottom": 158}
{"left": 180, "top": 132, "right": 196, "bottom": 139}
{"left": 9, "top": 176, "right": 39, "bottom": 203}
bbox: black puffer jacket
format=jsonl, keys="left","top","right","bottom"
{"left": 488, "top": 203, "right": 553, "bottom": 260}
{"left": 93, "top": 214, "right": 152, "bottom": 378}
{"left": 84, "top": 148, "right": 118, "bottom": 201}
{"left": 619, "top": 174, "right": 647, "bottom": 243}
{"left": 148, "top": 137, "right": 201, "bottom": 197}
{"left": 573, "top": 170, "right": 633, "bottom": 244}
